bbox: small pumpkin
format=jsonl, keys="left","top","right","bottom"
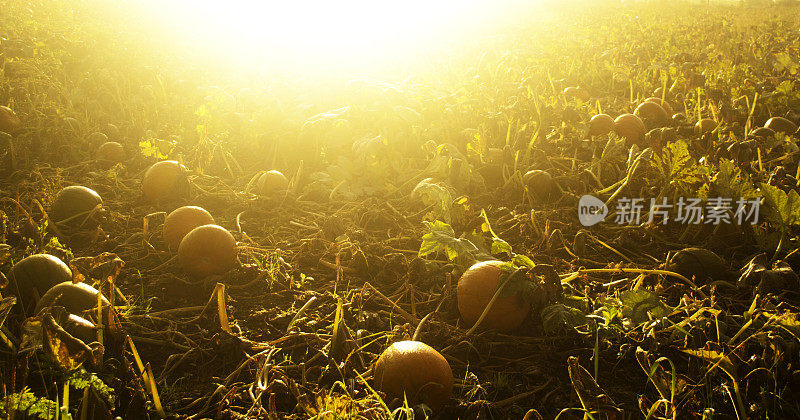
{"left": 373, "top": 341, "right": 453, "bottom": 410}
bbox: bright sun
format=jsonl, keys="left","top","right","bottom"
{"left": 143, "top": 0, "right": 543, "bottom": 75}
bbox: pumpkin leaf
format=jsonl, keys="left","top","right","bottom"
{"left": 418, "top": 220, "right": 479, "bottom": 261}
{"left": 542, "top": 303, "right": 587, "bottom": 334}
{"left": 760, "top": 183, "right": 800, "bottom": 229}
{"left": 620, "top": 289, "right": 671, "bottom": 325}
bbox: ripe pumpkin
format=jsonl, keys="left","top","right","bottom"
{"left": 9, "top": 254, "right": 73, "bottom": 314}
{"left": 163, "top": 206, "right": 215, "bottom": 250}
{"left": 96, "top": 141, "right": 125, "bottom": 164}
{"left": 457, "top": 260, "right": 529, "bottom": 332}
{"left": 634, "top": 101, "right": 669, "bottom": 130}
{"left": 695, "top": 118, "right": 717, "bottom": 134}
{"left": 0, "top": 106, "right": 22, "bottom": 133}
{"left": 614, "top": 114, "right": 647, "bottom": 144}
{"left": 588, "top": 114, "right": 615, "bottom": 136}
{"left": 765, "top": 117, "right": 798, "bottom": 134}
{"left": 643, "top": 97, "right": 674, "bottom": 116}
{"left": 35, "top": 281, "right": 110, "bottom": 316}
{"left": 50, "top": 186, "right": 104, "bottom": 231}
{"left": 142, "top": 160, "right": 187, "bottom": 201}
{"left": 373, "top": 341, "right": 453, "bottom": 411}
{"left": 177, "top": 224, "right": 237, "bottom": 277}
{"left": 257, "top": 170, "right": 289, "bottom": 197}
{"left": 523, "top": 170, "right": 560, "bottom": 202}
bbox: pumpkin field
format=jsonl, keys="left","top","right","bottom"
{"left": 2, "top": 0, "right": 800, "bottom": 418}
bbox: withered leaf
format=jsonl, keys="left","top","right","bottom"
{"left": 69, "top": 252, "right": 125, "bottom": 285}
{"left": 567, "top": 356, "right": 623, "bottom": 420}
{"left": 42, "top": 312, "right": 93, "bottom": 371}
{"left": 0, "top": 296, "right": 16, "bottom": 329}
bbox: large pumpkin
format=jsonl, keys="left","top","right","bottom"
{"left": 614, "top": 114, "right": 647, "bottom": 144}
{"left": 177, "top": 224, "right": 238, "bottom": 277}
{"left": 9, "top": 254, "right": 73, "bottom": 314}
{"left": 35, "top": 282, "right": 110, "bottom": 316}
{"left": 163, "top": 206, "right": 215, "bottom": 250}
{"left": 373, "top": 341, "right": 453, "bottom": 410}
{"left": 457, "top": 260, "right": 530, "bottom": 332}
{"left": 50, "top": 186, "right": 104, "bottom": 231}
{"left": 142, "top": 160, "right": 187, "bottom": 201}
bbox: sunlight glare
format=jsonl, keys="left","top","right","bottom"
{"left": 146, "top": 0, "right": 542, "bottom": 74}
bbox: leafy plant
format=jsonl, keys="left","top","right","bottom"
{"left": 0, "top": 388, "right": 58, "bottom": 420}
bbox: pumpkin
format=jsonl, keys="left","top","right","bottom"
{"left": 373, "top": 341, "right": 453, "bottom": 410}
{"left": 35, "top": 282, "right": 110, "bottom": 316}
{"left": 614, "top": 114, "right": 647, "bottom": 144}
{"left": 142, "top": 160, "right": 187, "bottom": 201}
{"left": 96, "top": 141, "right": 125, "bottom": 164}
{"left": 9, "top": 254, "right": 73, "bottom": 314}
{"left": 588, "top": 114, "right": 615, "bottom": 136}
{"left": 457, "top": 260, "right": 529, "bottom": 332}
{"left": 0, "top": 106, "right": 22, "bottom": 133}
{"left": 177, "top": 224, "right": 237, "bottom": 277}
{"left": 163, "top": 206, "right": 215, "bottom": 250}
{"left": 764, "top": 117, "right": 797, "bottom": 134}
{"left": 634, "top": 101, "right": 669, "bottom": 130}
{"left": 256, "top": 170, "right": 289, "bottom": 197}
{"left": 695, "top": 118, "right": 717, "bottom": 134}
{"left": 50, "top": 186, "right": 104, "bottom": 231}
{"left": 523, "top": 170, "right": 560, "bottom": 202}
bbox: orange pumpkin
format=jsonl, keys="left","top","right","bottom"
{"left": 9, "top": 254, "right": 73, "bottom": 314}
{"left": 163, "top": 206, "right": 215, "bottom": 250}
{"left": 634, "top": 101, "right": 669, "bottom": 130}
{"left": 695, "top": 118, "right": 717, "bottom": 134}
{"left": 457, "top": 260, "right": 529, "bottom": 332}
{"left": 96, "top": 141, "right": 125, "bottom": 164}
{"left": 613, "top": 114, "right": 647, "bottom": 144}
{"left": 373, "top": 341, "right": 453, "bottom": 410}
{"left": 588, "top": 114, "right": 615, "bottom": 136}
{"left": 257, "top": 170, "right": 289, "bottom": 197}
{"left": 177, "top": 224, "right": 237, "bottom": 277}
{"left": 643, "top": 97, "right": 675, "bottom": 116}
{"left": 142, "top": 160, "right": 187, "bottom": 201}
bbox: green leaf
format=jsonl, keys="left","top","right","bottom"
{"left": 490, "top": 237, "right": 513, "bottom": 256}
{"left": 412, "top": 179, "right": 453, "bottom": 222}
{"left": 0, "top": 388, "right": 58, "bottom": 419}
{"left": 418, "top": 220, "right": 478, "bottom": 261}
{"left": 480, "top": 209, "right": 514, "bottom": 256}
{"left": 620, "top": 289, "right": 670, "bottom": 325}
{"left": 542, "top": 303, "right": 587, "bottom": 334}
{"left": 712, "top": 159, "right": 758, "bottom": 200}
{"left": 652, "top": 140, "right": 706, "bottom": 194}
{"left": 66, "top": 368, "right": 116, "bottom": 406}
{"left": 138, "top": 139, "right": 169, "bottom": 159}
{"left": 512, "top": 254, "right": 536, "bottom": 268}
{"left": 760, "top": 183, "right": 800, "bottom": 229}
